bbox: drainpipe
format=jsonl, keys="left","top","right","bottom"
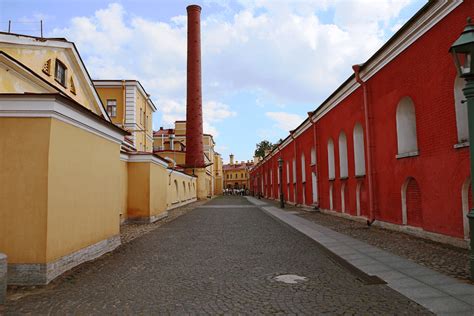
{"left": 353, "top": 64, "right": 376, "bottom": 226}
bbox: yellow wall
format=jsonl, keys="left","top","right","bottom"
{"left": 1, "top": 45, "right": 102, "bottom": 115}
{"left": 0, "top": 63, "right": 45, "bottom": 93}
{"left": 118, "top": 160, "right": 128, "bottom": 222}
{"left": 45, "top": 118, "right": 121, "bottom": 262}
{"left": 95, "top": 86, "right": 125, "bottom": 125}
{"left": 166, "top": 171, "right": 197, "bottom": 208}
{"left": 149, "top": 162, "right": 168, "bottom": 216}
{"left": 127, "top": 162, "right": 151, "bottom": 219}
{"left": 0, "top": 118, "right": 50, "bottom": 263}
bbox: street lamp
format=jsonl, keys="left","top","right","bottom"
{"left": 450, "top": 17, "right": 474, "bottom": 280}
{"left": 278, "top": 157, "right": 285, "bottom": 208}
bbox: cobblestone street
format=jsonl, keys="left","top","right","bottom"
{"left": 6, "top": 196, "right": 429, "bottom": 315}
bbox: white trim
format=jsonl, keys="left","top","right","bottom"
{"left": 167, "top": 169, "right": 196, "bottom": 181}
{"left": 93, "top": 80, "right": 157, "bottom": 112}
{"left": 454, "top": 141, "right": 469, "bottom": 149}
{"left": 127, "top": 154, "right": 169, "bottom": 168}
{"left": 396, "top": 151, "right": 419, "bottom": 159}
{"left": 0, "top": 57, "right": 57, "bottom": 93}
{"left": 0, "top": 96, "right": 124, "bottom": 144}
{"left": 0, "top": 34, "right": 110, "bottom": 120}
{"left": 120, "top": 153, "right": 129, "bottom": 161}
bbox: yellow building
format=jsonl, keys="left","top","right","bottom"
{"left": 93, "top": 80, "right": 157, "bottom": 152}
{"left": 0, "top": 32, "right": 197, "bottom": 285}
{"left": 223, "top": 154, "right": 254, "bottom": 190}
{"left": 153, "top": 121, "right": 224, "bottom": 196}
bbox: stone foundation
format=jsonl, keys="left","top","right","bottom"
{"left": 7, "top": 235, "right": 120, "bottom": 285}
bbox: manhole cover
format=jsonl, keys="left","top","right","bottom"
{"left": 274, "top": 274, "right": 308, "bottom": 284}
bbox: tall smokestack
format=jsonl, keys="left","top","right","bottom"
{"left": 185, "top": 4, "right": 205, "bottom": 168}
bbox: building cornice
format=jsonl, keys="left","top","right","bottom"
{"left": 0, "top": 94, "right": 127, "bottom": 144}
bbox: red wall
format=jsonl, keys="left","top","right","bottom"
{"left": 251, "top": 2, "right": 473, "bottom": 239}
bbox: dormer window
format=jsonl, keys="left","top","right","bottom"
{"left": 55, "top": 59, "right": 67, "bottom": 87}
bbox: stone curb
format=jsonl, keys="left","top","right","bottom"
{"left": 0, "top": 253, "right": 6, "bottom": 306}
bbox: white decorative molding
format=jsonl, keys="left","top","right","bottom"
{"left": 127, "top": 154, "right": 169, "bottom": 168}
{"left": 0, "top": 34, "right": 111, "bottom": 120}
{"left": 0, "top": 96, "right": 125, "bottom": 144}
{"left": 454, "top": 141, "right": 469, "bottom": 149}
{"left": 120, "top": 152, "right": 129, "bottom": 161}
{"left": 396, "top": 151, "right": 419, "bottom": 159}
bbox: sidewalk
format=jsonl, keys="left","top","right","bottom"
{"left": 246, "top": 196, "right": 474, "bottom": 315}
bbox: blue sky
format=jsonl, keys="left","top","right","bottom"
{"left": 1, "top": 0, "right": 426, "bottom": 163}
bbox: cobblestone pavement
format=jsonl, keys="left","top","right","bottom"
{"left": 6, "top": 196, "right": 430, "bottom": 315}
{"left": 264, "top": 198, "right": 470, "bottom": 282}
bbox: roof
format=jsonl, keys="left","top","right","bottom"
{"left": 93, "top": 79, "right": 157, "bottom": 112}
{"left": 0, "top": 31, "right": 111, "bottom": 121}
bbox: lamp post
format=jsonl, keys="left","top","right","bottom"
{"left": 278, "top": 157, "right": 285, "bottom": 208}
{"left": 450, "top": 17, "right": 474, "bottom": 280}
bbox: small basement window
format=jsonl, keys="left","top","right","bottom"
{"left": 55, "top": 59, "right": 67, "bottom": 87}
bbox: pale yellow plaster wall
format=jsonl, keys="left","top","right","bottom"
{"left": 149, "top": 163, "right": 168, "bottom": 217}
{"left": 166, "top": 171, "right": 197, "bottom": 208}
{"left": 127, "top": 162, "right": 150, "bottom": 219}
{"left": 95, "top": 86, "right": 125, "bottom": 126}
{"left": 0, "top": 118, "right": 50, "bottom": 263}
{"left": 1, "top": 45, "right": 102, "bottom": 115}
{"left": 119, "top": 160, "right": 128, "bottom": 221}
{"left": 0, "top": 63, "right": 45, "bottom": 93}
{"left": 46, "top": 118, "right": 121, "bottom": 262}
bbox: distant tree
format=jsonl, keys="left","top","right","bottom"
{"left": 273, "top": 138, "right": 283, "bottom": 149}
{"left": 254, "top": 140, "right": 274, "bottom": 158}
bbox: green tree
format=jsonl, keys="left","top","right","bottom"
{"left": 254, "top": 140, "right": 274, "bottom": 158}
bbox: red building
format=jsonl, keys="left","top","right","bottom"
{"left": 250, "top": 1, "right": 473, "bottom": 247}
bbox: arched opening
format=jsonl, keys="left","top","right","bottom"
{"left": 174, "top": 180, "right": 179, "bottom": 203}
{"left": 301, "top": 153, "right": 306, "bottom": 183}
{"left": 462, "top": 178, "right": 472, "bottom": 240}
{"left": 353, "top": 123, "right": 366, "bottom": 176}
{"left": 356, "top": 180, "right": 368, "bottom": 217}
{"left": 327, "top": 138, "right": 335, "bottom": 180}
{"left": 329, "top": 182, "right": 333, "bottom": 210}
{"left": 401, "top": 177, "right": 423, "bottom": 227}
{"left": 188, "top": 182, "right": 191, "bottom": 197}
{"left": 396, "top": 97, "right": 418, "bottom": 155}
{"left": 341, "top": 182, "right": 346, "bottom": 213}
{"left": 454, "top": 76, "right": 468, "bottom": 143}
{"left": 339, "top": 131, "right": 348, "bottom": 178}
{"left": 183, "top": 181, "right": 186, "bottom": 199}
{"left": 311, "top": 147, "right": 317, "bottom": 204}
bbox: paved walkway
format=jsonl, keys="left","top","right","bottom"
{"left": 7, "top": 196, "right": 429, "bottom": 315}
{"left": 246, "top": 197, "right": 474, "bottom": 315}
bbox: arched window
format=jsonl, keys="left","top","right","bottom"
{"left": 183, "top": 181, "right": 186, "bottom": 198}
{"left": 454, "top": 76, "right": 468, "bottom": 143}
{"left": 286, "top": 161, "right": 290, "bottom": 184}
{"left": 327, "top": 139, "right": 335, "bottom": 180}
{"left": 338, "top": 131, "right": 348, "bottom": 178}
{"left": 353, "top": 123, "right": 366, "bottom": 176}
{"left": 292, "top": 158, "right": 296, "bottom": 183}
{"left": 396, "top": 97, "right": 418, "bottom": 155}
{"left": 311, "top": 148, "right": 316, "bottom": 165}
{"left": 270, "top": 169, "right": 273, "bottom": 185}
{"left": 301, "top": 153, "right": 306, "bottom": 183}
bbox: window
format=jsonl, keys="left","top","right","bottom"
{"left": 339, "top": 131, "right": 348, "bottom": 178}
{"left": 241, "top": 173, "right": 244, "bottom": 179}
{"left": 107, "top": 99, "right": 117, "bottom": 118}
{"left": 327, "top": 138, "right": 335, "bottom": 180}
{"left": 286, "top": 162, "right": 290, "bottom": 184}
{"left": 311, "top": 148, "right": 316, "bottom": 165}
{"left": 54, "top": 59, "right": 67, "bottom": 86}
{"left": 140, "top": 108, "right": 143, "bottom": 125}
{"left": 396, "top": 97, "right": 418, "bottom": 155}
{"left": 454, "top": 76, "right": 468, "bottom": 143}
{"left": 301, "top": 153, "right": 306, "bottom": 183}
{"left": 292, "top": 158, "right": 296, "bottom": 183}
{"left": 353, "top": 123, "right": 366, "bottom": 176}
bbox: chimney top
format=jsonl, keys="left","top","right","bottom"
{"left": 187, "top": 4, "right": 202, "bottom": 12}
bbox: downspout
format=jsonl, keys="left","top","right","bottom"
{"left": 353, "top": 64, "right": 376, "bottom": 226}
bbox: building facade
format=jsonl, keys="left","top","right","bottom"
{"left": 223, "top": 154, "right": 253, "bottom": 190}
{"left": 0, "top": 32, "right": 197, "bottom": 285}
{"left": 250, "top": 0, "right": 473, "bottom": 247}
{"left": 153, "top": 121, "right": 224, "bottom": 196}
{"left": 93, "top": 80, "right": 156, "bottom": 152}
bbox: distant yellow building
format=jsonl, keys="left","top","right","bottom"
{"left": 223, "top": 154, "right": 254, "bottom": 190}
{"left": 93, "top": 80, "right": 156, "bottom": 152}
{"left": 153, "top": 121, "right": 224, "bottom": 196}
{"left": 0, "top": 32, "right": 197, "bottom": 285}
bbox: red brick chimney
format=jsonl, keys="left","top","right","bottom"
{"left": 185, "top": 4, "right": 205, "bottom": 168}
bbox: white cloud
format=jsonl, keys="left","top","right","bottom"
{"left": 265, "top": 111, "right": 304, "bottom": 132}
{"left": 50, "top": 1, "right": 416, "bottom": 138}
